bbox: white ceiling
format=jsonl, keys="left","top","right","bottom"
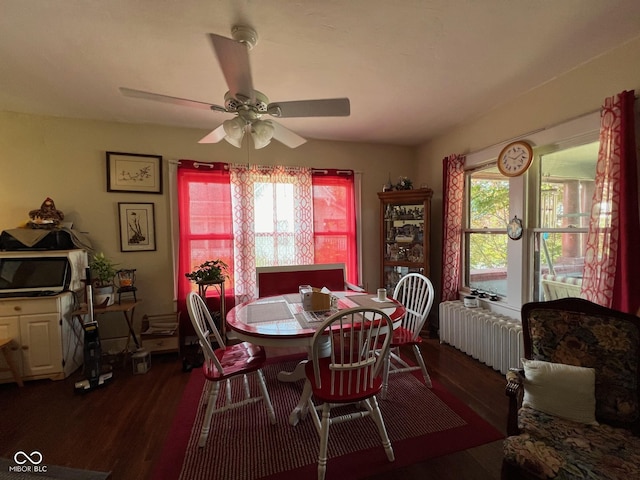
{"left": 1, "top": 0, "right": 639, "bottom": 147}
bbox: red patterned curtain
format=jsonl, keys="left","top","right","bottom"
{"left": 581, "top": 90, "right": 640, "bottom": 313}
{"left": 440, "top": 154, "right": 466, "bottom": 302}
{"left": 312, "top": 169, "right": 358, "bottom": 285}
{"left": 230, "top": 164, "right": 314, "bottom": 304}
{"left": 177, "top": 161, "right": 233, "bottom": 320}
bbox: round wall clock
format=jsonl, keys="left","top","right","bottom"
{"left": 497, "top": 140, "right": 533, "bottom": 177}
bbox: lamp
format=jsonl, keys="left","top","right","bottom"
{"left": 222, "top": 117, "right": 246, "bottom": 148}
{"left": 251, "top": 120, "right": 275, "bottom": 149}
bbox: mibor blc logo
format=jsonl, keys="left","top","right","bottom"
{"left": 9, "top": 451, "right": 48, "bottom": 473}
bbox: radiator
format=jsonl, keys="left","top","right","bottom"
{"left": 438, "top": 300, "right": 523, "bottom": 374}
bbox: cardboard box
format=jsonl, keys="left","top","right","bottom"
{"left": 302, "top": 288, "right": 332, "bottom": 312}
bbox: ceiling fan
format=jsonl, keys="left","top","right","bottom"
{"left": 120, "top": 25, "right": 350, "bottom": 149}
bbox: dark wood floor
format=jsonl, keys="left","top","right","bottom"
{"left": 0, "top": 338, "right": 508, "bottom": 480}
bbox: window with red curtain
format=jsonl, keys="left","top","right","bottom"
{"left": 177, "top": 163, "right": 359, "bottom": 314}
{"left": 177, "top": 161, "right": 233, "bottom": 324}
{"left": 312, "top": 169, "right": 358, "bottom": 285}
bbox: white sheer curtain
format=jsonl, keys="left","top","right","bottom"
{"left": 230, "top": 164, "right": 314, "bottom": 304}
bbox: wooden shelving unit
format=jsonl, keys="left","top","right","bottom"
{"left": 378, "top": 188, "right": 433, "bottom": 292}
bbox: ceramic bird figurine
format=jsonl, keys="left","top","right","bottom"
{"left": 28, "top": 197, "right": 64, "bottom": 228}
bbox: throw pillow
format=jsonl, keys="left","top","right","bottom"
{"left": 522, "top": 358, "right": 598, "bottom": 425}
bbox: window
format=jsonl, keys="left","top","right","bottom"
{"left": 312, "top": 171, "right": 358, "bottom": 284}
{"left": 533, "top": 142, "right": 598, "bottom": 301}
{"left": 461, "top": 112, "right": 600, "bottom": 309}
{"left": 252, "top": 178, "right": 305, "bottom": 267}
{"left": 177, "top": 163, "right": 233, "bottom": 310}
{"left": 176, "top": 162, "right": 358, "bottom": 310}
{"left": 464, "top": 165, "right": 509, "bottom": 297}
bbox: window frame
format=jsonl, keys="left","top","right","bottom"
{"left": 463, "top": 164, "right": 511, "bottom": 297}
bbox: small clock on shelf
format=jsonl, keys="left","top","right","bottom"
{"left": 497, "top": 140, "right": 533, "bottom": 177}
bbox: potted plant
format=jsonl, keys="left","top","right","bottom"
{"left": 89, "top": 252, "right": 118, "bottom": 307}
{"left": 185, "top": 259, "right": 229, "bottom": 285}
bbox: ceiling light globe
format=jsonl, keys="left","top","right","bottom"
{"left": 223, "top": 117, "right": 245, "bottom": 148}
{"left": 251, "top": 120, "right": 275, "bottom": 149}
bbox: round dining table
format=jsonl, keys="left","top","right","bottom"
{"left": 226, "top": 290, "right": 406, "bottom": 425}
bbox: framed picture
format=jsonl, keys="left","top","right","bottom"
{"left": 118, "top": 203, "right": 156, "bottom": 252}
{"left": 107, "top": 151, "right": 163, "bottom": 194}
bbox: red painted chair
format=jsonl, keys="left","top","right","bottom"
{"left": 299, "top": 306, "right": 395, "bottom": 480}
{"left": 255, "top": 263, "right": 363, "bottom": 298}
{"left": 186, "top": 292, "right": 276, "bottom": 447}
{"left": 380, "top": 273, "right": 434, "bottom": 399}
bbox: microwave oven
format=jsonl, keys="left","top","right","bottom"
{"left": 0, "top": 249, "right": 88, "bottom": 297}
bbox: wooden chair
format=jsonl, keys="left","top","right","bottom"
{"left": 380, "top": 273, "right": 434, "bottom": 399}
{"left": 503, "top": 298, "right": 640, "bottom": 479}
{"left": 186, "top": 292, "right": 276, "bottom": 447}
{"left": 0, "top": 337, "right": 23, "bottom": 387}
{"left": 299, "top": 306, "right": 395, "bottom": 480}
{"left": 255, "top": 263, "right": 364, "bottom": 298}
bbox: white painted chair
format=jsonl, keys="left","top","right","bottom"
{"left": 186, "top": 292, "right": 276, "bottom": 447}
{"left": 381, "top": 273, "right": 434, "bottom": 399}
{"left": 300, "top": 306, "right": 395, "bottom": 480}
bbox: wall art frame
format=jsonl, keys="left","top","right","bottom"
{"left": 118, "top": 202, "right": 156, "bottom": 252}
{"left": 107, "top": 151, "right": 163, "bottom": 194}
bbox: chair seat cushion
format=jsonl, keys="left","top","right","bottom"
{"left": 388, "top": 326, "right": 422, "bottom": 347}
{"left": 203, "top": 342, "right": 266, "bottom": 380}
{"left": 305, "top": 357, "right": 382, "bottom": 403}
{"left": 503, "top": 406, "right": 640, "bottom": 479}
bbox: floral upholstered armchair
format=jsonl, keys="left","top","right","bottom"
{"left": 503, "top": 298, "right": 640, "bottom": 480}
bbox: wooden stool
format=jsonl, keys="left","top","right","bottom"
{"left": 0, "top": 337, "right": 23, "bottom": 387}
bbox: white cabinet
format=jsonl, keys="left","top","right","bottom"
{"left": 0, "top": 293, "right": 83, "bottom": 383}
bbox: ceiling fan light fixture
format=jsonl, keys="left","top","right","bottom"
{"left": 251, "top": 120, "right": 275, "bottom": 149}
{"left": 223, "top": 117, "right": 245, "bottom": 148}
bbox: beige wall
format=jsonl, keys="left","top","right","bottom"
{"left": 0, "top": 111, "right": 416, "bottom": 339}
{"left": 417, "top": 35, "right": 640, "bottom": 302}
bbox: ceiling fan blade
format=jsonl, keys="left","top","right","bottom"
{"left": 268, "top": 98, "right": 350, "bottom": 118}
{"left": 271, "top": 121, "right": 307, "bottom": 148}
{"left": 209, "top": 33, "right": 255, "bottom": 103}
{"left": 198, "top": 124, "right": 227, "bottom": 144}
{"left": 119, "top": 87, "right": 226, "bottom": 112}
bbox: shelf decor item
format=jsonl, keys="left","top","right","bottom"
{"left": 185, "top": 259, "right": 229, "bottom": 285}
{"left": 186, "top": 259, "right": 229, "bottom": 337}
{"left": 106, "top": 151, "right": 163, "bottom": 194}
{"left": 27, "top": 197, "right": 64, "bottom": 229}
{"left": 395, "top": 176, "right": 413, "bottom": 190}
{"left": 115, "top": 268, "right": 137, "bottom": 303}
{"left": 89, "top": 252, "right": 118, "bottom": 307}
{"left": 132, "top": 349, "right": 151, "bottom": 374}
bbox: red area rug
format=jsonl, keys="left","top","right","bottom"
{"left": 151, "top": 358, "right": 503, "bottom": 480}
